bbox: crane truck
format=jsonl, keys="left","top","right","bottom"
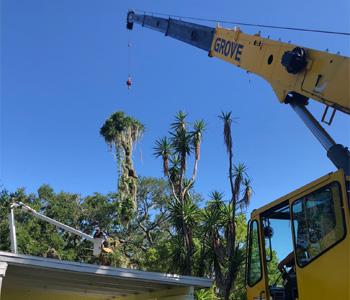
{"left": 126, "top": 10, "right": 350, "bottom": 300}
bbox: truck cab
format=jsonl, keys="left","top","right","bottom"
{"left": 246, "top": 170, "right": 350, "bottom": 300}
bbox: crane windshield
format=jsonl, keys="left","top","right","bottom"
{"left": 291, "top": 182, "right": 346, "bottom": 267}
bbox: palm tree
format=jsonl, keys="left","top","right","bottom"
{"left": 100, "top": 111, "right": 144, "bottom": 225}
{"left": 171, "top": 111, "right": 187, "bottom": 132}
{"left": 192, "top": 120, "right": 205, "bottom": 180}
{"left": 154, "top": 112, "right": 205, "bottom": 275}
{"left": 219, "top": 111, "right": 233, "bottom": 155}
{"left": 219, "top": 111, "right": 234, "bottom": 200}
{"left": 204, "top": 111, "right": 252, "bottom": 300}
{"left": 241, "top": 177, "right": 252, "bottom": 209}
{"left": 154, "top": 137, "right": 172, "bottom": 177}
{"left": 200, "top": 191, "right": 226, "bottom": 293}
{"left": 193, "top": 120, "right": 205, "bottom": 159}
{"left": 170, "top": 111, "right": 191, "bottom": 176}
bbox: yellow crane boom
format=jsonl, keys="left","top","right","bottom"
{"left": 210, "top": 27, "right": 350, "bottom": 114}
{"left": 127, "top": 11, "right": 350, "bottom": 114}
{"left": 126, "top": 10, "right": 350, "bottom": 175}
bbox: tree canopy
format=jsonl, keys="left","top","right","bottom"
{"left": 100, "top": 111, "right": 144, "bottom": 225}
{"left": 0, "top": 110, "right": 266, "bottom": 300}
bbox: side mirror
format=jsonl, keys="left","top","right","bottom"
{"left": 263, "top": 223, "right": 274, "bottom": 262}
{"left": 264, "top": 225, "right": 274, "bottom": 238}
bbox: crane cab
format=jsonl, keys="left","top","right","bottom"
{"left": 246, "top": 170, "right": 350, "bottom": 300}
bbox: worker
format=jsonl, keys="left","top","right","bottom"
{"left": 93, "top": 226, "right": 104, "bottom": 239}
{"left": 46, "top": 248, "right": 61, "bottom": 260}
{"left": 278, "top": 251, "right": 295, "bottom": 272}
{"left": 278, "top": 251, "right": 298, "bottom": 300}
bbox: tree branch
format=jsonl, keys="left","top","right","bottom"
{"left": 182, "top": 156, "right": 199, "bottom": 200}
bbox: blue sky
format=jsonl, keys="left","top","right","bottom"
{"left": 1, "top": 0, "right": 349, "bottom": 220}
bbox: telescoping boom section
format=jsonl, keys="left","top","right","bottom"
{"left": 127, "top": 11, "right": 350, "bottom": 115}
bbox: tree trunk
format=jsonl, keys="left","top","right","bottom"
{"left": 182, "top": 220, "right": 193, "bottom": 275}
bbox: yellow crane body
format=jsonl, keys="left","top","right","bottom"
{"left": 210, "top": 27, "right": 350, "bottom": 114}
{"left": 247, "top": 170, "right": 349, "bottom": 300}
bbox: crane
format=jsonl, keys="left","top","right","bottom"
{"left": 126, "top": 10, "right": 350, "bottom": 300}
{"left": 126, "top": 10, "right": 349, "bottom": 175}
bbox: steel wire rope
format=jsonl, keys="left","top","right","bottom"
{"left": 128, "top": 30, "right": 132, "bottom": 77}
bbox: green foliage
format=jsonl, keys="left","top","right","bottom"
{"left": 219, "top": 111, "right": 233, "bottom": 154}
{"left": 194, "top": 111, "right": 253, "bottom": 300}
{"left": 170, "top": 198, "right": 199, "bottom": 230}
{"left": 0, "top": 190, "right": 12, "bottom": 251}
{"left": 100, "top": 111, "right": 144, "bottom": 225}
{"left": 154, "top": 137, "right": 172, "bottom": 176}
{"left": 267, "top": 250, "right": 283, "bottom": 286}
{"left": 154, "top": 111, "right": 206, "bottom": 275}
{"left": 0, "top": 110, "right": 258, "bottom": 299}
{"left": 0, "top": 179, "right": 253, "bottom": 299}
{"left": 100, "top": 111, "right": 144, "bottom": 147}
{"left": 195, "top": 286, "right": 219, "bottom": 300}
{"left": 0, "top": 178, "right": 167, "bottom": 263}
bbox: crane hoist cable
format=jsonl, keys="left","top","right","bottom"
{"left": 126, "top": 30, "right": 132, "bottom": 89}
{"left": 133, "top": 9, "right": 350, "bottom": 36}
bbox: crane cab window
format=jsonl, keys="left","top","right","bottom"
{"left": 247, "top": 220, "right": 262, "bottom": 286}
{"left": 261, "top": 203, "right": 298, "bottom": 300}
{"left": 292, "top": 182, "right": 345, "bottom": 267}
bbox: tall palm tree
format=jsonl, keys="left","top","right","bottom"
{"left": 210, "top": 111, "right": 252, "bottom": 300}
{"left": 191, "top": 120, "right": 205, "bottom": 180}
{"left": 100, "top": 111, "right": 144, "bottom": 225}
{"left": 193, "top": 120, "right": 205, "bottom": 159}
{"left": 219, "top": 111, "right": 234, "bottom": 199}
{"left": 154, "top": 112, "right": 205, "bottom": 275}
{"left": 219, "top": 111, "right": 233, "bottom": 155}
{"left": 241, "top": 177, "right": 252, "bottom": 208}
{"left": 170, "top": 111, "right": 191, "bottom": 176}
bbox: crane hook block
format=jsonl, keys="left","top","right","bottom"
{"left": 126, "top": 77, "right": 132, "bottom": 89}
{"left": 127, "top": 10, "right": 135, "bottom": 30}
{"left": 281, "top": 47, "right": 307, "bottom": 74}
